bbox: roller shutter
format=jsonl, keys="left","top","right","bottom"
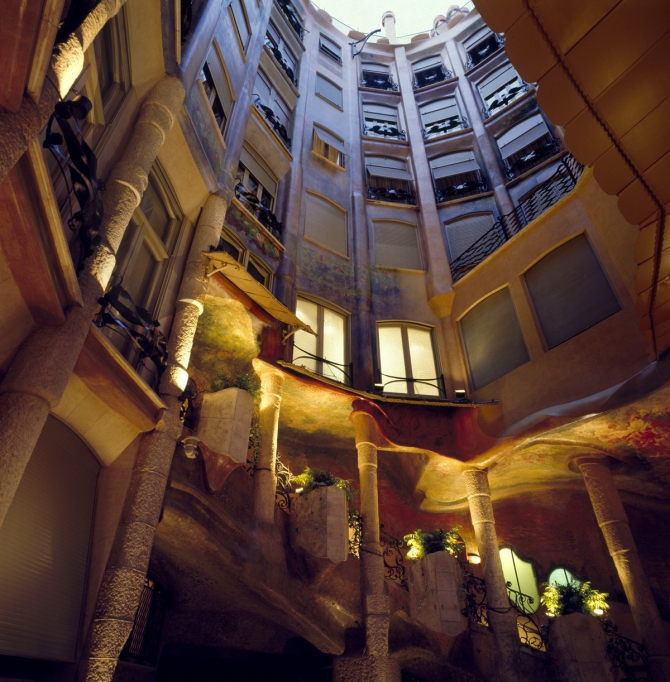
{"left": 374, "top": 221, "right": 422, "bottom": 270}
{"left": 316, "top": 74, "right": 343, "bottom": 108}
{"left": 304, "top": 192, "right": 347, "bottom": 255}
{"left": 445, "top": 213, "right": 495, "bottom": 262}
{"left": 497, "top": 114, "right": 550, "bottom": 159}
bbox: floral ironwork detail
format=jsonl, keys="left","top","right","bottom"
{"left": 253, "top": 97, "right": 292, "bottom": 150}
{"left": 277, "top": 0, "right": 306, "bottom": 40}
{"left": 422, "top": 115, "right": 468, "bottom": 140}
{"left": 380, "top": 524, "right": 407, "bottom": 589}
{"left": 275, "top": 456, "right": 294, "bottom": 512}
{"left": 461, "top": 566, "right": 489, "bottom": 626}
{"left": 366, "top": 185, "right": 417, "bottom": 206}
{"left": 348, "top": 509, "right": 362, "bottom": 558}
{"left": 264, "top": 40, "right": 297, "bottom": 86}
{"left": 601, "top": 620, "right": 650, "bottom": 681}
{"left": 506, "top": 583, "right": 546, "bottom": 651}
{"left": 363, "top": 123, "right": 406, "bottom": 140}
{"left": 361, "top": 72, "right": 398, "bottom": 91}
{"left": 234, "top": 182, "right": 283, "bottom": 242}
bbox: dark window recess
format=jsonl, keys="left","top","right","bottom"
{"left": 524, "top": 234, "right": 621, "bottom": 349}
{"left": 119, "top": 577, "right": 167, "bottom": 667}
{"left": 413, "top": 63, "right": 452, "bottom": 90}
{"left": 434, "top": 169, "right": 487, "bottom": 202}
{"left": 361, "top": 69, "right": 397, "bottom": 91}
{"left": 367, "top": 176, "right": 416, "bottom": 205}
{"left": 319, "top": 37, "right": 342, "bottom": 64}
{"left": 277, "top": 0, "right": 306, "bottom": 40}
{"left": 215, "top": 236, "right": 241, "bottom": 261}
{"left": 264, "top": 33, "right": 297, "bottom": 86}
{"left": 200, "top": 64, "right": 226, "bottom": 133}
{"left": 466, "top": 33, "right": 504, "bottom": 69}
{"left": 503, "top": 134, "right": 560, "bottom": 179}
{"left": 247, "top": 260, "right": 266, "bottom": 285}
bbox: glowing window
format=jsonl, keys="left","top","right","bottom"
{"left": 499, "top": 548, "right": 540, "bottom": 614}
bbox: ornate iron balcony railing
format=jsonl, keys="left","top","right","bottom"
{"left": 376, "top": 374, "right": 446, "bottom": 398}
{"left": 380, "top": 525, "right": 407, "bottom": 589}
{"left": 434, "top": 175, "right": 488, "bottom": 203}
{"left": 412, "top": 65, "right": 453, "bottom": 90}
{"left": 367, "top": 184, "right": 417, "bottom": 206}
{"left": 234, "top": 182, "right": 283, "bottom": 242}
{"left": 277, "top": 0, "right": 306, "bottom": 40}
{"left": 360, "top": 71, "right": 398, "bottom": 91}
{"left": 253, "top": 97, "right": 292, "bottom": 150}
{"left": 291, "top": 344, "right": 352, "bottom": 385}
{"left": 449, "top": 155, "right": 584, "bottom": 283}
{"left": 465, "top": 33, "right": 505, "bottom": 70}
{"left": 363, "top": 122, "right": 406, "bottom": 140}
{"left": 600, "top": 620, "right": 649, "bottom": 681}
{"left": 264, "top": 40, "right": 297, "bottom": 86}
{"left": 482, "top": 81, "right": 531, "bottom": 118}
{"left": 422, "top": 115, "right": 469, "bottom": 140}
{"left": 504, "top": 136, "right": 561, "bottom": 179}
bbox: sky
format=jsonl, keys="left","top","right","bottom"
{"left": 312, "top": 0, "right": 463, "bottom": 39}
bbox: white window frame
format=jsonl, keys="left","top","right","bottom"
{"left": 217, "top": 227, "right": 273, "bottom": 290}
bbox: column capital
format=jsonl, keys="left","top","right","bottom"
{"left": 351, "top": 410, "right": 380, "bottom": 447}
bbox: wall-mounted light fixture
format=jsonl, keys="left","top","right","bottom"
{"left": 181, "top": 436, "right": 200, "bottom": 459}
{"left": 467, "top": 552, "right": 481, "bottom": 564}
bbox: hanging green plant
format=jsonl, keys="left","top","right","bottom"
{"left": 211, "top": 369, "right": 261, "bottom": 399}
{"left": 541, "top": 580, "right": 609, "bottom": 617}
{"left": 292, "top": 467, "right": 357, "bottom": 506}
{"left": 403, "top": 528, "right": 463, "bottom": 561}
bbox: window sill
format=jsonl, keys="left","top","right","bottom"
{"left": 262, "top": 44, "right": 300, "bottom": 98}
{"left": 315, "top": 91, "right": 344, "bottom": 111}
{"left": 366, "top": 198, "right": 417, "bottom": 209}
{"left": 411, "top": 74, "right": 459, "bottom": 94}
{"left": 250, "top": 105, "right": 293, "bottom": 160}
{"left": 375, "top": 265, "right": 425, "bottom": 274}
{"left": 358, "top": 85, "right": 402, "bottom": 96}
{"left": 361, "top": 135, "right": 409, "bottom": 146}
{"left": 310, "top": 150, "right": 346, "bottom": 172}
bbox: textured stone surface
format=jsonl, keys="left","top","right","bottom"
{"left": 408, "top": 551, "right": 467, "bottom": 636}
{"left": 93, "top": 567, "right": 147, "bottom": 620}
{"left": 548, "top": 613, "right": 614, "bottom": 682}
{"left": 333, "top": 654, "right": 400, "bottom": 682}
{"left": 291, "top": 485, "right": 349, "bottom": 563}
{"left": 198, "top": 387, "right": 254, "bottom": 463}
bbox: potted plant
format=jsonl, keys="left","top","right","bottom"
{"left": 541, "top": 580, "right": 609, "bottom": 618}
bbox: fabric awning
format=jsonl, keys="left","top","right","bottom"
{"left": 366, "top": 158, "right": 412, "bottom": 181}
{"left": 430, "top": 151, "right": 479, "bottom": 179}
{"left": 314, "top": 126, "right": 345, "bottom": 154}
{"left": 362, "top": 63, "right": 389, "bottom": 74}
{"left": 421, "top": 99, "right": 459, "bottom": 125}
{"left": 204, "top": 251, "right": 316, "bottom": 334}
{"left": 497, "top": 114, "right": 549, "bottom": 159}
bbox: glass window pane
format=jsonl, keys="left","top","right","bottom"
{"left": 378, "top": 325, "right": 408, "bottom": 394}
{"left": 293, "top": 299, "right": 318, "bottom": 373}
{"left": 140, "top": 179, "right": 170, "bottom": 243}
{"left": 124, "top": 240, "right": 158, "bottom": 309}
{"left": 322, "top": 308, "right": 346, "bottom": 382}
{"left": 500, "top": 548, "right": 540, "bottom": 614}
{"left": 407, "top": 327, "right": 439, "bottom": 396}
{"left": 246, "top": 260, "right": 266, "bottom": 286}
{"left": 548, "top": 568, "right": 578, "bottom": 588}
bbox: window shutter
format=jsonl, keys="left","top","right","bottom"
{"left": 430, "top": 151, "right": 479, "bottom": 179}
{"left": 266, "top": 21, "right": 280, "bottom": 45}
{"left": 254, "top": 70, "right": 272, "bottom": 105}
{"left": 231, "top": 0, "right": 250, "bottom": 49}
{"left": 362, "top": 63, "right": 389, "bottom": 74}
{"left": 461, "top": 287, "right": 530, "bottom": 390}
{"left": 322, "top": 308, "right": 346, "bottom": 382}
{"left": 479, "top": 63, "right": 518, "bottom": 98}
{"left": 366, "top": 157, "right": 412, "bottom": 181}
{"left": 316, "top": 74, "right": 343, "bottom": 107}
{"left": 524, "top": 234, "right": 621, "bottom": 349}
{"left": 445, "top": 213, "right": 495, "bottom": 261}
{"left": 304, "top": 192, "right": 347, "bottom": 255}
{"left": 0, "top": 416, "right": 99, "bottom": 660}
{"left": 464, "top": 27, "right": 492, "bottom": 50}
{"left": 420, "top": 98, "right": 459, "bottom": 126}
{"left": 407, "top": 327, "right": 439, "bottom": 396}
{"left": 294, "top": 298, "right": 318, "bottom": 372}
{"left": 320, "top": 34, "right": 341, "bottom": 58}
{"left": 374, "top": 221, "right": 422, "bottom": 270}
{"left": 413, "top": 55, "right": 443, "bottom": 72}
{"left": 240, "top": 145, "right": 278, "bottom": 196}
{"left": 378, "top": 325, "right": 408, "bottom": 394}
{"left": 205, "top": 48, "right": 233, "bottom": 114}
{"left": 363, "top": 103, "right": 397, "bottom": 123}
{"left": 314, "top": 126, "right": 345, "bottom": 154}
{"left": 497, "top": 114, "right": 550, "bottom": 159}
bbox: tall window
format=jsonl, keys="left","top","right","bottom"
{"left": 254, "top": 69, "right": 292, "bottom": 146}
{"left": 293, "top": 297, "right": 349, "bottom": 384}
{"left": 230, "top": 0, "right": 251, "bottom": 52}
{"left": 214, "top": 228, "right": 272, "bottom": 289}
{"left": 478, "top": 63, "right": 526, "bottom": 117}
{"left": 497, "top": 113, "right": 557, "bottom": 178}
{"left": 373, "top": 221, "right": 422, "bottom": 270}
{"left": 319, "top": 34, "right": 342, "bottom": 64}
{"left": 366, "top": 157, "right": 416, "bottom": 205}
{"left": 361, "top": 63, "right": 395, "bottom": 91}
{"left": 265, "top": 21, "right": 298, "bottom": 85}
{"left": 237, "top": 145, "right": 278, "bottom": 211}
{"left": 304, "top": 192, "right": 347, "bottom": 256}
{"left": 412, "top": 56, "right": 449, "bottom": 89}
{"left": 313, "top": 125, "right": 346, "bottom": 169}
{"left": 524, "top": 234, "right": 621, "bottom": 349}
{"left": 430, "top": 152, "right": 486, "bottom": 203}
{"left": 463, "top": 28, "right": 503, "bottom": 68}
{"left": 363, "top": 103, "right": 403, "bottom": 139}
{"left": 316, "top": 74, "right": 343, "bottom": 108}
{"left": 460, "top": 287, "right": 530, "bottom": 390}
{"left": 198, "top": 43, "right": 234, "bottom": 136}
{"left": 420, "top": 97, "right": 466, "bottom": 138}
{"left": 500, "top": 548, "right": 540, "bottom": 614}
{"left": 377, "top": 323, "right": 441, "bottom": 397}
{"left": 547, "top": 568, "right": 579, "bottom": 588}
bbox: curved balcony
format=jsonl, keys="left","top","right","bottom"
{"left": 422, "top": 115, "right": 469, "bottom": 140}
{"left": 465, "top": 34, "right": 505, "bottom": 70}
{"left": 276, "top": 0, "right": 306, "bottom": 41}
{"left": 360, "top": 71, "right": 398, "bottom": 92}
{"left": 234, "top": 182, "right": 283, "bottom": 242}
{"left": 503, "top": 136, "right": 561, "bottom": 180}
{"left": 367, "top": 184, "right": 417, "bottom": 206}
{"left": 253, "top": 97, "right": 292, "bottom": 150}
{"left": 362, "top": 122, "right": 406, "bottom": 141}
{"left": 434, "top": 175, "right": 487, "bottom": 203}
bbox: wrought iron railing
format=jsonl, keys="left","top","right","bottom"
{"left": 465, "top": 33, "right": 505, "bottom": 70}
{"left": 412, "top": 66, "right": 453, "bottom": 90}
{"left": 380, "top": 525, "right": 407, "bottom": 589}
{"left": 275, "top": 456, "right": 293, "bottom": 512}
{"left": 600, "top": 620, "right": 650, "bottom": 681}
{"left": 366, "top": 184, "right": 417, "bottom": 206}
{"left": 504, "top": 137, "right": 561, "bottom": 180}
{"left": 434, "top": 175, "right": 488, "bottom": 203}
{"left": 449, "top": 155, "right": 584, "bottom": 283}
{"left": 119, "top": 577, "right": 167, "bottom": 667}
{"left": 95, "top": 283, "right": 168, "bottom": 383}
{"left": 234, "top": 182, "right": 283, "bottom": 242}
{"left": 277, "top": 0, "right": 307, "bottom": 40}
{"left": 361, "top": 71, "right": 398, "bottom": 91}
{"left": 506, "top": 583, "right": 546, "bottom": 651}
{"left": 422, "top": 115, "right": 468, "bottom": 140}
{"left": 482, "top": 81, "right": 531, "bottom": 119}
{"left": 462, "top": 566, "right": 489, "bottom": 626}
{"left": 253, "top": 97, "right": 292, "bottom": 150}
{"left": 291, "top": 344, "right": 352, "bottom": 384}
{"left": 264, "top": 40, "right": 297, "bottom": 86}
{"left": 375, "top": 374, "right": 447, "bottom": 398}
{"left": 363, "top": 122, "right": 407, "bottom": 140}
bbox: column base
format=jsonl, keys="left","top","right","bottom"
{"left": 333, "top": 654, "right": 400, "bottom": 682}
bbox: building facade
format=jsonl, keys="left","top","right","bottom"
{"left": 0, "top": 0, "right": 669, "bottom": 681}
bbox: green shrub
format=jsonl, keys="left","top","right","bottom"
{"left": 403, "top": 528, "right": 463, "bottom": 561}
{"left": 541, "top": 580, "right": 609, "bottom": 617}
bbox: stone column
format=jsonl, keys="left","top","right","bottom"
{"left": 0, "top": 75, "right": 185, "bottom": 530}
{"left": 579, "top": 460, "right": 670, "bottom": 681}
{"left": 464, "top": 468, "right": 522, "bottom": 682}
{"left": 77, "top": 195, "right": 227, "bottom": 681}
{"left": 342, "top": 410, "right": 399, "bottom": 681}
{"left": 252, "top": 365, "right": 284, "bottom": 524}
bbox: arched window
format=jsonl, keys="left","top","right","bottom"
{"left": 499, "top": 548, "right": 540, "bottom": 614}
{"left": 548, "top": 567, "right": 579, "bottom": 587}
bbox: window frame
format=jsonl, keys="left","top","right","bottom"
{"left": 292, "top": 294, "right": 351, "bottom": 385}
{"left": 315, "top": 73, "right": 344, "bottom": 109}
{"left": 312, "top": 124, "right": 346, "bottom": 169}
{"left": 215, "top": 227, "right": 274, "bottom": 289}
{"left": 229, "top": 0, "right": 252, "bottom": 55}
{"left": 376, "top": 321, "right": 443, "bottom": 398}
{"left": 265, "top": 20, "right": 299, "bottom": 85}
{"left": 319, "top": 34, "right": 342, "bottom": 64}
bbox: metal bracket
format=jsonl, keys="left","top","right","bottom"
{"left": 350, "top": 29, "right": 381, "bottom": 58}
